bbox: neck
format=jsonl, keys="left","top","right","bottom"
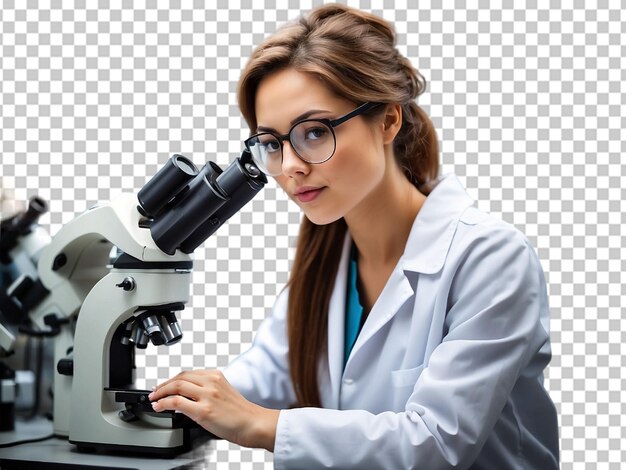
{"left": 343, "top": 150, "right": 427, "bottom": 269}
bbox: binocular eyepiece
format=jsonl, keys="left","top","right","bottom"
{"left": 137, "top": 150, "right": 267, "bottom": 255}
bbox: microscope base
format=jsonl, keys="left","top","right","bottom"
{"left": 69, "top": 412, "right": 213, "bottom": 457}
{"left": 70, "top": 439, "right": 190, "bottom": 458}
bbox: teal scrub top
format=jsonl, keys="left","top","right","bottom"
{"left": 344, "top": 244, "right": 364, "bottom": 368}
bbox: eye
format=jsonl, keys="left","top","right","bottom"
{"left": 257, "top": 135, "right": 281, "bottom": 154}
{"left": 304, "top": 126, "right": 329, "bottom": 141}
{"left": 264, "top": 140, "right": 281, "bottom": 153}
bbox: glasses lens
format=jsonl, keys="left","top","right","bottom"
{"left": 290, "top": 121, "right": 335, "bottom": 163}
{"left": 246, "top": 133, "right": 282, "bottom": 176}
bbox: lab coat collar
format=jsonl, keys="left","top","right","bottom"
{"left": 400, "top": 173, "right": 475, "bottom": 274}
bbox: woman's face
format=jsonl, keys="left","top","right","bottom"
{"left": 254, "top": 68, "right": 388, "bottom": 225}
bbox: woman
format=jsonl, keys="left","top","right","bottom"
{"left": 150, "top": 4, "right": 559, "bottom": 468}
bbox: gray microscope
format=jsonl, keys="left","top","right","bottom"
{"left": 1, "top": 151, "right": 266, "bottom": 455}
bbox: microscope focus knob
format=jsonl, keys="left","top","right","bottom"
{"left": 57, "top": 358, "right": 74, "bottom": 376}
{"left": 116, "top": 277, "right": 136, "bottom": 292}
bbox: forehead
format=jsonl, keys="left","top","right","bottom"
{"left": 254, "top": 68, "right": 345, "bottom": 128}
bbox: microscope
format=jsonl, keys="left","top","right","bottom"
{"left": 0, "top": 151, "right": 267, "bottom": 455}
{"left": 0, "top": 323, "right": 16, "bottom": 431}
{"left": 1, "top": 194, "right": 51, "bottom": 431}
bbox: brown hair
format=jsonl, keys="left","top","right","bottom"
{"left": 238, "top": 4, "right": 440, "bottom": 407}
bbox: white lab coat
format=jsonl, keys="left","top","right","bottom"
{"left": 223, "top": 173, "right": 559, "bottom": 469}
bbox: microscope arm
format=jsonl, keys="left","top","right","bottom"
{"left": 29, "top": 193, "right": 191, "bottom": 330}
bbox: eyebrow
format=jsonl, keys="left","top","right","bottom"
{"left": 256, "top": 109, "right": 331, "bottom": 133}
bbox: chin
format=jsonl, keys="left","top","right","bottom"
{"left": 303, "top": 210, "right": 343, "bottom": 226}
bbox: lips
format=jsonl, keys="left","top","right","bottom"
{"left": 294, "top": 186, "right": 325, "bottom": 203}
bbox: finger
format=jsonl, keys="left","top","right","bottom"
{"left": 153, "top": 369, "right": 211, "bottom": 392}
{"left": 149, "top": 379, "right": 204, "bottom": 402}
{"left": 151, "top": 371, "right": 187, "bottom": 392}
{"left": 151, "top": 394, "right": 199, "bottom": 419}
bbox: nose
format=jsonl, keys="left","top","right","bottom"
{"left": 280, "top": 141, "right": 310, "bottom": 177}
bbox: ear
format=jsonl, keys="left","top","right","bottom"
{"left": 381, "top": 104, "right": 403, "bottom": 145}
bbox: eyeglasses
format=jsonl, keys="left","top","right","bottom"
{"left": 244, "top": 102, "right": 381, "bottom": 176}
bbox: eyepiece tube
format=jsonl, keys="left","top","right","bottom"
{"left": 215, "top": 149, "right": 265, "bottom": 195}
{"left": 0, "top": 196, "right": 49, "bottom": 264}
{"left": 179, "top": 150, "right": 267, "bottom": 254}
{"left": 137, "top": 154, "right": 198, "bottom": 217}
{"left": 22, "top": 196, "right": 48, "bottom": 225}
{"left": 150, "top": 168, "right": 229, "bottom": 255}
{"left": 10, "top": 196, "right": 48, "bottom": 234}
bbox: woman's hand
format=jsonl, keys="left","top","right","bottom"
{"left": 148, "top": 369, "right": 279, "bottom": 451}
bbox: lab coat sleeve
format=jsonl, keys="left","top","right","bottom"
{"left": 273, "top": 225, "right": 550, "bottom": 469}
{"left": 222, "top": 287, "right": 296, "bottom": 409}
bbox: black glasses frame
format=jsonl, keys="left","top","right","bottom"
{"left": 244, "top": 102, "right": 382, "bottom": 168}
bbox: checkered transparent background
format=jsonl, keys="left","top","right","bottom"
{"left": 1, "top": 1, "right": 624, "bottom": 468}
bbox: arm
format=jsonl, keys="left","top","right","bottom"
{"left": 150, "top": 369, "right": 280, "bottom": 450}
{"left": 273, "top": 226, "right": 550, "bottom": 469}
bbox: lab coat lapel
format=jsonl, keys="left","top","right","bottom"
{"left": 326, "top": 234, "right": 414, "bottom": 395}
{"left": 325, "top": 232, "right": 352, "bottom": 408}
{"left": 345, "top": 263, "right": 415, "bottom": 368}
